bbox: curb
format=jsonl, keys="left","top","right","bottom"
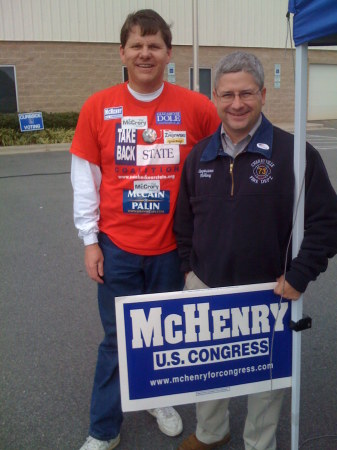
{"left": 0, "top": 142, "right": 70, "bottom": 156}
{"left": 276, "top": 122, "right": 325, "bottom": 133}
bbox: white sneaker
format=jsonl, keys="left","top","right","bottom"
{"left": 148, "top": 407, "right": 183, "bottom": 436}
{"left": 79, "top": 435, "right": 120, "bottom": 450}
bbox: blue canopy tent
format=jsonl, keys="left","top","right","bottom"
{"left": 289, "top": 0, "right": 337, "bottom": 46}
{"left": 287, "top": 1, "right": 337, "bottom": 448}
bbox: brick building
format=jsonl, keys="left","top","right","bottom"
{"left": 1, "top": 0, "right": 337, "bottom": 122}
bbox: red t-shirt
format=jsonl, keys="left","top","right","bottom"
{"left": 70, "top": 81, "right": 220, "bottom": 255}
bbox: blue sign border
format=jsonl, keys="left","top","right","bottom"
{"left": 18, "top": 112, "right": 44, "bottom": 132}
{"left": 116, "top": 283, "right": 292, "bottom": 411}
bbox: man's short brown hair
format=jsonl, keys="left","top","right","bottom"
{"left": 120, "top": 9, "right": 172, "bottom": 49}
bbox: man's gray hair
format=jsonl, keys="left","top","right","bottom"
{"left": 214, "top": 52, "right": 264, "bottom": 90}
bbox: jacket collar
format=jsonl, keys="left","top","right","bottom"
{"left": 201, "top": 113, "right": 274, "bottom": 162}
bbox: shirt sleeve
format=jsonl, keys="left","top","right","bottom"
{"left": 71, "top": 154, "right": 102, "bottom": 245}
{"left": 70, "top": 94, "right": 101, "bottom": 165}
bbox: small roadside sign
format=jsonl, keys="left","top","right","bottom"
{"left": 18, "top": 112, "right": 44, "bottom": 132}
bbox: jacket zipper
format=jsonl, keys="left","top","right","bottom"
{"left": 229, "top": 160, "right": 234, "bottom": 196}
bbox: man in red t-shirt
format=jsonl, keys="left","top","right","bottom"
{"left": 71, "top": 9, "right": 219, "bottom": 450}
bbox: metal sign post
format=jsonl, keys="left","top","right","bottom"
{"left": 192, "top": 0, "right": 199, "bottom": 92}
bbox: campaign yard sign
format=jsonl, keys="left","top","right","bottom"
{"left": 116, "top": 282, "right": 292, "bottom": 412}
{"left": 18, "top": 112, "right": 44, "bottom": 132}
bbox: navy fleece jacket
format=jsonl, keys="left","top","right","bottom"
{"left": 174, "top": 115, "right": 337, "bottom": 292}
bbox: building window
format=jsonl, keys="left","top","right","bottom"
{"left": 0, "top": 65, "right": 18, "bottom": 113}
{"left": 189, "top": 68, "right": 212, "bottom": 99}
{"left": 123, "top": 66, "right": 128, "bottom": 82}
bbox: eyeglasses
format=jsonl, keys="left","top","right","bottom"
{"left": 215, "top": 89, "right": 261, "bottom": 104}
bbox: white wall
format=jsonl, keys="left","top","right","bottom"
{"left": 0, "top": 0, "right": 292, "bottom": 48}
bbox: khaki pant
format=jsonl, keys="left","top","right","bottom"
{"left": 184, "top": 271, "right": 285, "bottom": 450}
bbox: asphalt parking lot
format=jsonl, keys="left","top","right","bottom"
{"left": 0, "top": 122, "right": 336, "bottom": 450}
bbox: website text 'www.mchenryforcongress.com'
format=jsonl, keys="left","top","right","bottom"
{"left": 149, "top": 363, "right": 273, "bottom": 387}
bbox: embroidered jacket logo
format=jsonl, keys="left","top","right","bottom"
{"left": 198, "top": 169, "right": 214, "bottom": 179}
{"left": 250, "top": 159, "right": 274, "bottom": 184}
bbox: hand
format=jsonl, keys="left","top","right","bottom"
{"left": 274, "top": 275, "right": 301, "bottom": 300}
{"left": 84, "top": 243, "right": 104, "bottom": 284}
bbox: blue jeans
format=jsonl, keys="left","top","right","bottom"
{"left": 89, "top": 232, "right": 184, "bottom": 440}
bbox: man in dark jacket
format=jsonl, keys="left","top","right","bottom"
{"left": 174, "top": 51, "right": 337, "bottom": 450}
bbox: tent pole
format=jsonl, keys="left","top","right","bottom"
{"left": 291, "top": 43, "right": 308, "bottom": 450}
